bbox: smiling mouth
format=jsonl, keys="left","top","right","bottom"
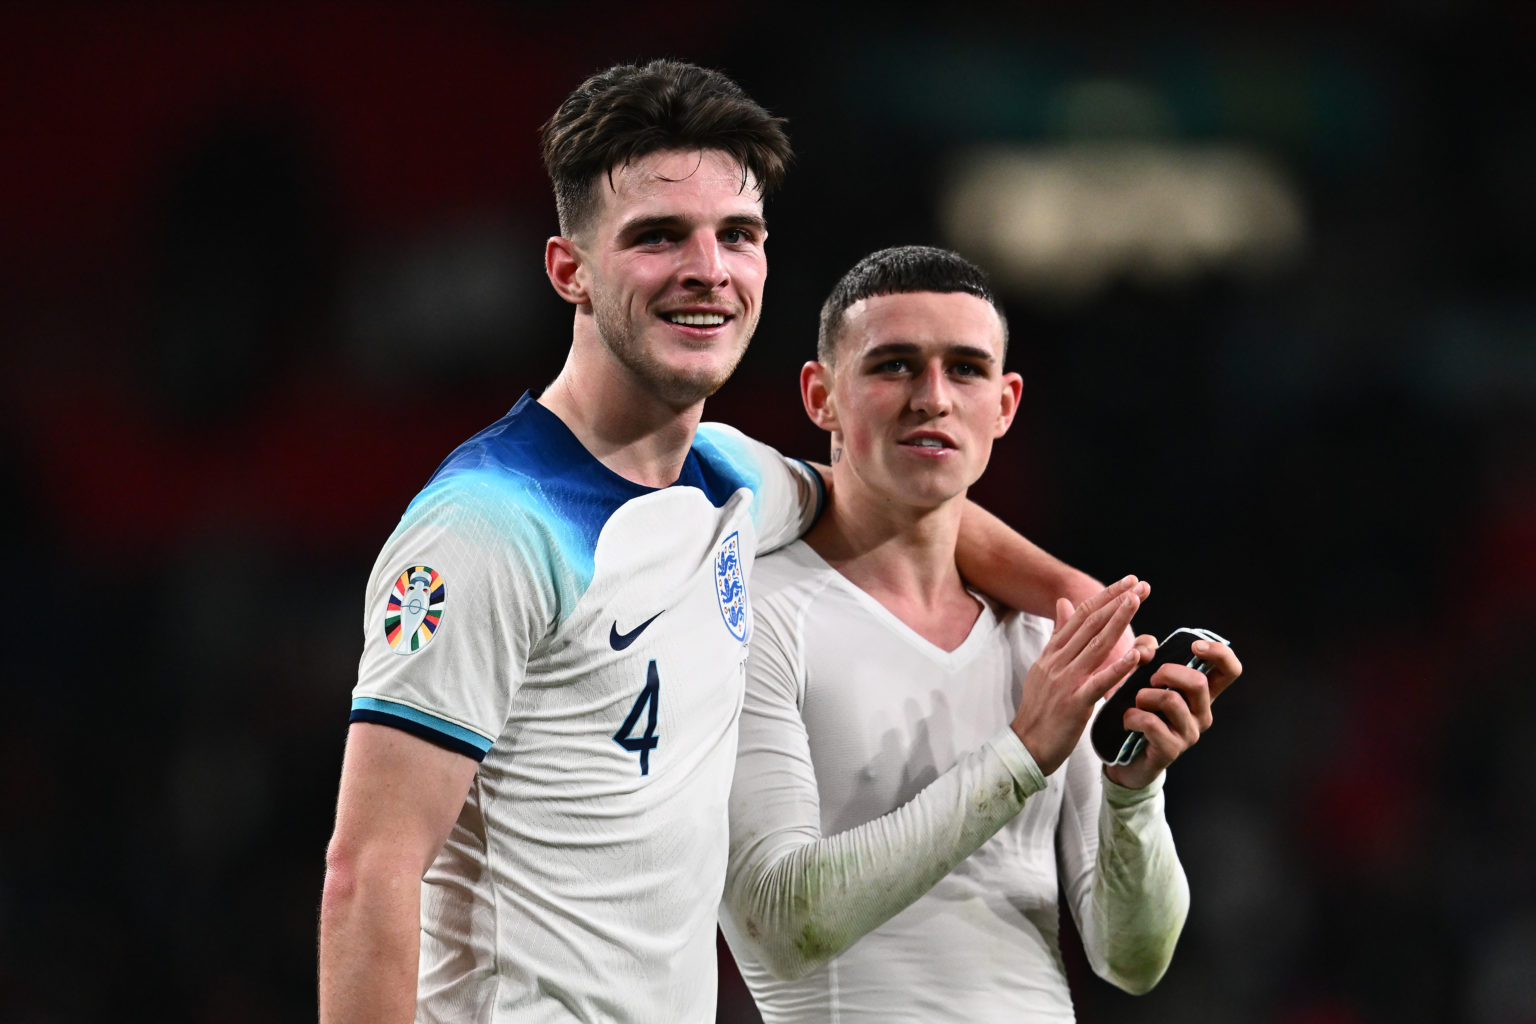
{"left": 663, "top": 312, "right": 729, "bottom": 327}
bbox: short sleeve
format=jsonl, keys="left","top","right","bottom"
{"left": 351, "top": 474, "right": 556, "bottom": 761}
{"left": 694, "top": 422, "right": 824, "bottom": 554}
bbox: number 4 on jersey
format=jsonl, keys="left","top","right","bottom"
{"left": 613, "top": 659, "right": 660, "bottom": 775}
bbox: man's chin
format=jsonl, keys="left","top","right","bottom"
{"left": 604, "top": 328, "right": 748, "bottom": 409}
{"left": 653, "top": 352, "right": 745, "bottom": 407}
{"left": 654, "top": 369, "right": 732, "bottom": 409}
{"left": 609, "top": 356, "right": 723, "bottom": 410}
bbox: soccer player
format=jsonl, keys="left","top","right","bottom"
{"left": 720, "top": 246, "right": 1244, "bottom": 1022}
{"left": 318, "top": 64, "right": 1102, "bottom": 1024}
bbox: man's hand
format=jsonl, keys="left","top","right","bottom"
{"left": 1103, "top": 639, "right": 1243, "bottom": 790}
{"left": 1012, "top": 575, "right": 1150, "bottom": 776}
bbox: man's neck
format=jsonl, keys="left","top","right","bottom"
{"left": 804, "top": 479, "right": 982, "bottom": 652}
{"left": 539, "top": 339, "right": 703, "bottom": 489}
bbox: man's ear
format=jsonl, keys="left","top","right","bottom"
{"left": 800, "top": 361, "right": 839, "bottom": 433}
{"left": 545, "top": 236, "right": 588, "bottom": 307}
{"left": 994, "top": 370, "right": 1024, "bottom": 438}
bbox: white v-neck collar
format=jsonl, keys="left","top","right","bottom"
{"left": 785, "top": 540, "right": 1004, "bottom": 665}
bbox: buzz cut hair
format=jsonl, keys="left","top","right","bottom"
{"left": 539, "top": 59, "right": 793, "bottom": 237}
{"left": 816, "top": 245, "right": 1009, "bottom": 367}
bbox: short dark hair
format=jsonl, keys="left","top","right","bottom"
{"left": 817, "top": 245, "right": 1009, "bottom": 366}
{"left": 540, "top": 59, "right": 792, "bottom": 236}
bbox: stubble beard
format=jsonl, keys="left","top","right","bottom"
{"left": 592, "top": 292, "right": 756, "bottom": 409}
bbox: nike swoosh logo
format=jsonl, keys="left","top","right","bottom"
{"left": 609, "top": 611, "right": 663, "bottom": 651}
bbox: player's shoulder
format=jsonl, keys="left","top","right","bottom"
{"left": 752, "top": 541, "right": 846, "bottom": 607}
{"left": 428, "top": 393, "right": 576, "bottom": 487}
{"left": 694, "top": 419, "right": 754, "bottom": 451}
{"left": 405, "top": 392, "right": 618, "bottom": 528}
{"left": 692, "top": 421, "right": 786, "bottom": 484}
{"left": 745, "top": 543, "right": 841, "bottom": 663}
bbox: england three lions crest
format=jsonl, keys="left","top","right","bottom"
{"left": 714, "top": 531, "right": 749, "bottom": 641}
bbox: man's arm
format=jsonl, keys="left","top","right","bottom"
{"left": 956, "top": 499, "right": 1106, "bottom": 617}
{"left": 1061, "top": 640, "right": 1243, "bottom": 992}
{"left": 319, "top": 723, "right": 479, "bottom": 1024}
{"left": 802, "top": 467, "right": 1102, "bottom": 620}
{"left": 1058, "top": 741, "right": 1190, "bottom": 995}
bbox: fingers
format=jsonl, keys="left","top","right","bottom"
{"left": 1120, "top": 706, "right": 1187, "bottom": 770}
{"left": 1121, "top": 694, "right": 1197, "bottom": 771}
{"left": 1082, "top": 642, "right": 1144, "bottom": 702}
{"left": 1050, "top": 575, "right": 1141, "bottom": 652}
{"left": 1126, "top": 662, "right": 1217, "bottom": 768}
{"left": 1051, "top": 578, "right": 1144, "bottom": 667}
{"left": 1065, "top": 590, "right": 1142, "bottom": 676}
{"left": 1133, "top": 633, "right": 1157, "bottom": 660}
{"left": 1113, "top": 639, "right": 1240, "bottom": 781}
{"left": 1195, "top": 641, "right": 1243, "bottom": 700}
{"left": 1054, "top": 597, "right": 1074, "bottom": 632}
{"left": 1136, "top": 676, "right": 1208, "bottom": 738}
{"left": 1015, "top": 577, "right": 1148, "bottom": 777}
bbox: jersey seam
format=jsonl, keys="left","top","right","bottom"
{"left": 787, "top": 567, "right": 839, "bottom": 713}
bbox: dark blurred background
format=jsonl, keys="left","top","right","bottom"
{"left": 4, "top": 2, "right": 1534, "bottom": 1021}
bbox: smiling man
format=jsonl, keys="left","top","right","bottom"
{"left": 318, "top": 65, "right": 1108, "bottom": 1024}
{"left": 720, "top": 246, "right": 1243, "bottom": 1022}
{"left": 318, "top": 62, "right": 816, "bottom": 1024}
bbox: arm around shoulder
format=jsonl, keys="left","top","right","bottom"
{"left": 955, "top": 500, "right": 1105, "bottom": 618}
{"left": 319, "top": 722, "right": 480, "bottom": 1024}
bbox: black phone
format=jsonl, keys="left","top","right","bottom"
{"left": 1090, "top": 627, "right": 1230, "bottom": 765}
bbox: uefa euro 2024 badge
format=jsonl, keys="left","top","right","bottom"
{"left": 714, "top": 532, "right": 748, "bottom": 642}
{"left": 385, "top": 565, "right": 445, "bottom": 654}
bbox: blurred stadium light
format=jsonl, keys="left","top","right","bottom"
{"left": 941, "top": 141, "right": 1307, "bottom": 302}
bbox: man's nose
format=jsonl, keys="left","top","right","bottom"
{"left": 678, "top": 233, "right": 729, "bottom": 290}
{"left": 909, "top": 364, "right": 952, "bottom": 416}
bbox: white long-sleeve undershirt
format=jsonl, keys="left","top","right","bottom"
{"left": 720, "top": 542, "right": 1189, "bottom": 1023}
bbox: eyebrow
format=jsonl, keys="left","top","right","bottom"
{"left": 619, "top": 212, "right": 769, "bottom": 238}
{"left": 860, "top": 341, "right": 997, "bottom": 364}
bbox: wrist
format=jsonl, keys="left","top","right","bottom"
{"left": 990, "top": 727, "right": 1048, "bottom": 797}
{"left": 1103, "top": 761, "right": 1165, "bottom": 794}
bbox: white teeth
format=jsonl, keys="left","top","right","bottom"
{"left": 910, "top": 438, "right": 946, "bottom": 448}
{"left": 665, "top": 312, "right": 727, "bottom": 326}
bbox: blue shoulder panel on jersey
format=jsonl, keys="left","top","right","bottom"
{"left": 351, "top": 697, "right": 494, "bottom": 762}
{"left": 402, "top": 393, "right": 661, "bottom": 615}
{"left": 397, "top": 397, "right": 779, "bottom": 624}
{"left": 690, "top": 423, "right": 767, "bottom": 512}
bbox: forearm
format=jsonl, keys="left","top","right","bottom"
{"left": 319, "top": 858, "right": 422, "bottom": 1024}
{"left": 1084, "top": 773, "right": 1190, "bottom": 995}
{"left": 955, "top": 500, "right": 1102, "bottom": 617}
{"left": 725, "top": 729, "right": 1046, "bottom": 980}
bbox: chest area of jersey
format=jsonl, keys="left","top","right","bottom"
{"left": 587, "top": 484, "right": 753, "bottom": 640}
{"left": 799, "top": 609, "right": 1022, "bottom": 818}
{"left": 525, "top": 486, "right": 758, "bottom": 764}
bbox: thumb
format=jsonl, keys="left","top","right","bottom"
{"left": 1054, "top": 597, "right": 1074, "bottom": 631}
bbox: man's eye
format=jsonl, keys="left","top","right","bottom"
{"left": 636, "top": 230, "right": 668, "bottom": 246}
{"left": 874, "top": 360, "right": 908, "bottom": 373}
{"left": 952, "top": 363, "right": 984, "bottom": 377}
{"left": 722, "top": 227, "right": 754, "bottom": 244}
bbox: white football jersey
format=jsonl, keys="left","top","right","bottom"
{"left": 721, "top": 541, "right": 1187, "bottom": 1023}
{"left": 351, "top": 392, "right": 822, "bottom": 1023}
